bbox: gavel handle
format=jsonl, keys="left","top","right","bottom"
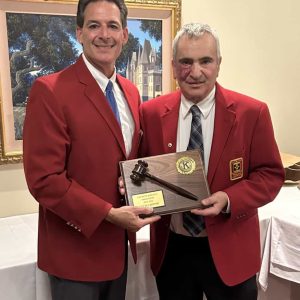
{"left": 145, "top": 173, "right": 198, "bottom": 201}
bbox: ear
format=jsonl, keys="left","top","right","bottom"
{"left": 216, "top": 56, "right": 222, "bottom": 76}
{"left": 76, "top": 26, "right": 83, "bottom": 44}
{"left": 122, "top": 27, "right": 129, "bottom": 46}
{"left": 218, "top": 56, "right": 222, "bottom": 66}
{"left": 171, "top": 60, "right": 177, "bottom": 80}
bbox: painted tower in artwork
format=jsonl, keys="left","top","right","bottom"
{"left": 126, "top": 39, "right": 162, "bottom": 102}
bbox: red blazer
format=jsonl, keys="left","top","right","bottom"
{"left": 23, "top": 56, "right": 141, "bottom": 281}
{"left": 140, "top": 83, "right": 284, "bottom": 286}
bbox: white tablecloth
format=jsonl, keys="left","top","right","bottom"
{"left": 0, "top": 213, "right": 38, "bottom": 299}
{"left": 258, "top": 185, "right": 300, "bottom": 291}
{"left": 0, "top": 213, "right": 157, "bottom": 300}
{"left": 0, "top": 185, "right": 299, "bottom": 300}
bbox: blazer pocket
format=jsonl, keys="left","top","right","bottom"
{"left": 233, "top": 209, "right": 257, "bottom": 223}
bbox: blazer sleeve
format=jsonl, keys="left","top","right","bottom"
{"left": 23, "top": 78, "right": 112, "bottom": 238}
{"left": 223, "top": 102, "right": 285, "bottom": 217}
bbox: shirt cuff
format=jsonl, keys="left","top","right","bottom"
{"left": 221, "top": 193, "right": 231, "bottom": 214}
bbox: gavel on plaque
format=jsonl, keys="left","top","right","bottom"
{"left": 130, "top": 160, "right": 198, "bottom": 201}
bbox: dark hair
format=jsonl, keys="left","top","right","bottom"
{"left": 76, "top": 0, "right": 128, "bottom": 28}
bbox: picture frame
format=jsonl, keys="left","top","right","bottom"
{"left": 0, "top": 0, "right": 181, "bottom": 164}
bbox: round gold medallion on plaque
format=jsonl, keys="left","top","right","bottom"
{"left": 176, "top": 156, "right": 196, "bottom": 175}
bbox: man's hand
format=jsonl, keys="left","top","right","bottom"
{"left": 190, "top": 191, "right": 229, "bottom": 217}
{"left": 105, "top": 206, "right": 161, "bottom": 232}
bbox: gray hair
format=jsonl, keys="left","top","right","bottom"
{"left": 172, "top": 23, "right": 221, "bottom": 60}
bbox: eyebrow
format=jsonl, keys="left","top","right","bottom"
{"left": 178, "top": 58, "right": 193, "bottom": 63}
{"left": 85, "top": 19, "right": 121, "bottom": 25}
{"left": 85, "top": 19, "right": 99, "bottom": 24}
{"left": 178, "top": 56, "right": 213, "bottom": 62}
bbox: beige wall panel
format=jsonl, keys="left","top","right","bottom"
{"left": 182, "top": 0, "right": 300, "bottom": 155}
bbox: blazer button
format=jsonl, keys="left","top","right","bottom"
{"left": 168, "top": 143, "right": 172, "bottom": 148}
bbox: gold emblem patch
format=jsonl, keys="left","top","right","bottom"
{"left": 229, "top": 158, "right": 243, "bottom": 180}
{"left": 176, "top": 156, "right": 196, "bottom": 175}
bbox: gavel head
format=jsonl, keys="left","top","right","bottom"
{"left": 130, "top": 160, "right": 148, "bottom": 184}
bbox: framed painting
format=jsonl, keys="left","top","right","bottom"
{"left": 0, "top": 0, "right": 181, "bottom": 164}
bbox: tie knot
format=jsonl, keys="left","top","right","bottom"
{"left": 190, "top": 105, "right": 201, "bottom": 117}
{"left": 106, "top": 80, "right": 113, "bottom": 92}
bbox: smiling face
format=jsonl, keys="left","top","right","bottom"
{"left": 76, "top": 0, "right": 128, "bottom": 78}
{"left": 172, "top": 33, "right": 221, "bottom": 103}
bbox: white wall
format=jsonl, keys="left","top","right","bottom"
{"left": 0, "top": 164, "right": 37, "bottom": 217}
{"left": 1, "top": 0, "right": 300, "bottom": 217}
{"left": 182, "top": 0, "right": 300, "bottom": 155}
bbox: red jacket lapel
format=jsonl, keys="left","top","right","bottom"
{"left": 160, "top": 91, "right": 181, "bottom": 154}
{"left": 207, "top": 83, "right": 236, "bottom": 185}
{"left": 75, "top": 57, "right": 126, "bottom": 157}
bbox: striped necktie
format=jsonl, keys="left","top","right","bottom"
{"left": 182, "top": 105, "right": 205, "bottom": 236}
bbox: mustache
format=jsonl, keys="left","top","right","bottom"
{"left": 186, "top": 80, "right": 205, "bottom": 84}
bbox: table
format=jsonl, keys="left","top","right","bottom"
{"left": 258, "top": 185, "right": 300, "bottom": 299}
{"left": 0, "top": 185, "right": 299, "bottom": 300}
{"left": 0, "top": 213, "right": 157, "bottom": 300}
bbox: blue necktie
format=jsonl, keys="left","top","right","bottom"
{"left": 105, "top": 80, "right": 121, "bottom": 125}
{"left": 183, "top": 105, "right": 206, "bottom": 236}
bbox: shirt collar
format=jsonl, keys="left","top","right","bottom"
{"left": 82, "top": 53, "right": 117, "bottom": 92}
{"left": 181, "top": 86, "right": 216, "bottom": 120}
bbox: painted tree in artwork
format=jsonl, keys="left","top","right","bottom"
{"left": 140, "top": 19, "right": 162, "bottom": 67}
{"left": 140, "top": 19, "right": 162, "bottom": 41}
{"left": 7, "top": 13, "right": 79, "bottom": 139}
{"left": 116, "top": 20, "right": 163, "bottom": 76}
{"left": 116, "top": 32, "right": 140, "bottom": 77}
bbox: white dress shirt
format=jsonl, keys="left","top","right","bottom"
{"left": 82, "top": 54, "right": 134, "bottom": 157}
{"left": 171, "top": 87, "right": 216, "bottom": 237}
{"left": 176, "top": 87, "right": 216, "bottom": 172}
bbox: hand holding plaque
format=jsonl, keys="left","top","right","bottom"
{"left": 119, "top": 149, "right": 210, "bottom": 215}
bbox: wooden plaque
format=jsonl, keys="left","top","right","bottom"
{"left": 119, "top": 149, "right": 210, "bottom": 215}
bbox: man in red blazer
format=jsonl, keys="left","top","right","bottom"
{"left": 140, "top": 23, "right": 284, "bottom": 300}
{"left": 23, "top": 1, "right": 159, "bottom": 299}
